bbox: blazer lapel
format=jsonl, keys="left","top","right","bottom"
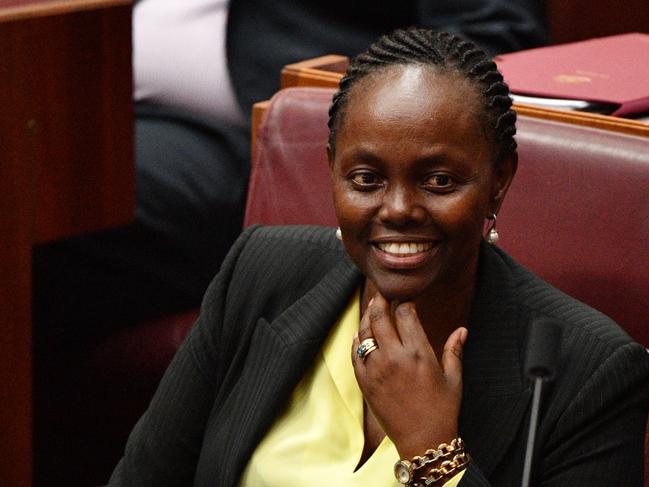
{"left": 459, "top": 243, "right": 532, "bottom": 477}
{"left": 198, "top": 253, "right": 362, "bottom": 487}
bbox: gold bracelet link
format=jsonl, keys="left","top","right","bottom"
{"left": 413, "top": 438, "right": 465, "bottom": 470}
{"left": 418, "top": 452, "right": 471, "bottom": 486}
{"left": 395, "top": 438, "right": 470, "bottom": 486}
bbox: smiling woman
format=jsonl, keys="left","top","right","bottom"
{"left": 106, "top": 28, "right": 649, "bottom": 487}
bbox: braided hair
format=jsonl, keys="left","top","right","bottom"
{"left": 328, "top": 28, "right": 517, "bottom": 165}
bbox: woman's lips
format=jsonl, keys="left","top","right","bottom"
{"left": 371, "top": 241, "right": 438, "bottom": 269}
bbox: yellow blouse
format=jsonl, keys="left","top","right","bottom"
{"left": 240, "top": 290, "right": 465, "bottom": 487}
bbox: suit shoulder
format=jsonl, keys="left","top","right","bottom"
{"left": 247, "top": 225, "right": 341, "bottom": 250}
{"left": 223, "top": 225, "right": 351, "bottom": 312}
{"left": 500, "top": 251, "right": 636, "bottom": 354}
{"left": 236, "top": 225, "right": 344, "bottom": 268}
{"left": 495, "top": 251, "right": 649, "bottom": 422}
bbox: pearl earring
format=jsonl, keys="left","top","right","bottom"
{"left": 486, "top": 213, "right": 499, "bottom": 244}
{"left": 335, "top": 227, "right": 342, "bottom": 240}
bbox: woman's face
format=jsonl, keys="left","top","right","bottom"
{"left": 329, "top": 65, "right": 514, "bottom": 302}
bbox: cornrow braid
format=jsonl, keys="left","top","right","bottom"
{"left": 328, "top": 27, "right": 517, "bottom": 164}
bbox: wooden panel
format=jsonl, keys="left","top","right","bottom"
{"left": 0, "top": 125, "right": 34, "bottom": 487}
{"left": 0, "top": 1, "right": 133, "bottom": 485}
{"left": 281, "top": 54, "right": 348, "bottom": 89}
{"left": 0, "top": 0, "right": 130, "bottom": 19}
{"left": 0, "top": 0, "right": 134, "bottom": 244}
{"left": 251, "top": 100, "right": 271, "bottom": 156}
{"left": 278, "top": 55, "right": 649, "bottom": 138}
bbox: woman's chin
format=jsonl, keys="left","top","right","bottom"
{"left": 369, "top": 278, "right": 430, "bottom": 304}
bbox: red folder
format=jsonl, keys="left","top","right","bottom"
{"left": 495, "top": 33, "right": 649, "bottom": 116}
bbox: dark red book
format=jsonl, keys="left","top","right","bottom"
{"left": 495, "top": 33, "right": 649, "bottom": 116}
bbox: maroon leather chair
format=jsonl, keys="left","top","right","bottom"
{"left": 246, "top": 88, "right": 337, "bottom": 228}
{"left": 246, "top": 86, "right": 649, "bottom": 484}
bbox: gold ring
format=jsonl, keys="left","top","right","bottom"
{"left": 356, "top": 338, "right": 379, "bottom": 361}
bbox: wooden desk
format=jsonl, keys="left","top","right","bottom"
{"left": 272, "top": 55, "right": 649, "bottom": 138}
{"left": 0, "top": 1, "right": 133, "bottom": 485}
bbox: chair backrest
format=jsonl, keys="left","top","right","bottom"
{"left": 245, "top": 87, "right": 649, "bottom": 349}
{"left": 246, "top": 88, "right": 336, "bottom": 228}
{"left": 500, "top": 116, "right": 649, "bottom": 346}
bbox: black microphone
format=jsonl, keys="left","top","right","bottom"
{"left": 521, "top": 318, "right": 561, "bottom": 487}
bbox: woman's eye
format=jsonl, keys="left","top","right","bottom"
{"left": 424, "top": 174, "right": 456, "bottom": 192}
{"left": 350, "top": 172, "right": 382, "bottom": 188}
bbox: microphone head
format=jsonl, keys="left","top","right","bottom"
{"left": 524, "top": 318, "right": 562, "bottom": 380}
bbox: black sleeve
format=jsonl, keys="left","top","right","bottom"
{"left": 415, "top": 0, "right": 548, "bottom": 54}
{"left": 459, "top": 342, "right": 649, "bottom": 486}
{"left": 106, "top": 226, "right": 260, "bottom": 487}
{"left": 538, "top": 342, "right": 649, "bottom": 486}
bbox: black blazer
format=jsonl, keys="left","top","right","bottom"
{"left": 108, "top": 225, "right": 649, "bottom": 486}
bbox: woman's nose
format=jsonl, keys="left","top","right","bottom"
{"left": 378, "top": 185, "right": 426, "bottom": 226}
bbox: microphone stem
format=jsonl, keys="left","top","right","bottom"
{"left": 522, "top": 376, "right": 543, "bottom": 487}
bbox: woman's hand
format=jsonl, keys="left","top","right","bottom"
{"left": 351, "top": 292, "right": 468, "bottom": 459}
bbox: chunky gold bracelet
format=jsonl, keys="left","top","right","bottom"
{"left": 416, "top": 451, "right": 471, "bottom": 486}
{"left": 394, "top": 438, "right": 467, "bottom": 486}
{"left": 413, "top": 437, "right": 464, "bottom": 470}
